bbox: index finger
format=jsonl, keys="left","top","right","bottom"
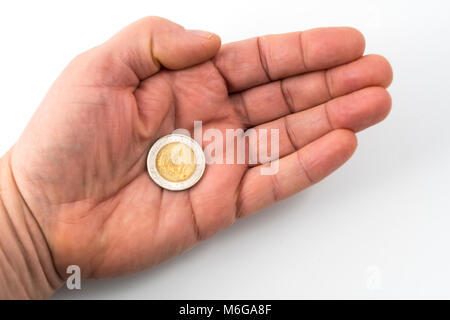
{"left": 213, "top": 27, "right": 365, "bottom": 92}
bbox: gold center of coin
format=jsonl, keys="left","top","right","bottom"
{"left": 156, "top": 142, "right": 197, "bottom": 182}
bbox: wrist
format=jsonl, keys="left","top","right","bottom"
{"left": 0, "top": 150, "right": 63, "bottom": 299}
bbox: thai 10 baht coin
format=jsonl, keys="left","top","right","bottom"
{"left": 147, "top": 134, "right": 205, "bottom": 191}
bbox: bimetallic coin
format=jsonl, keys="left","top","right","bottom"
{"left": 147, "top": 134, "right": 205, "bottom": 191}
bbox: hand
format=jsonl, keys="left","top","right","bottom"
{"left": 3, "top": 17, "right": 392, "bottom": 292}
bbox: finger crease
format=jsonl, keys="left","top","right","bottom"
{"left": 296, "top": 151, "right": 314, "bottom": 184}
{"left": 256, "top": 36, "right": 273, "bottom": 82}
{"left": 211, "top": 59, "right": 231, "bottom": 92}
{"left": 188, "top": 191, "right": 202, "bottom": 242}
{"left": 234, "top": 172, "right": 248, "bottom": 220}
{"left": 280, "top": 80, "right": 296, "bottom": 114}
{"left": 323, "top": 102, "right": 334, "bottom": 131}
{"left": 270, "top": 171, "right": 283, "bottom": 202}
{"left": 236, "top": 93, "right": 252, "bottom": 127}
{"left": 298, "top": 32, "right": 309, "bottom": 72}
{"left": 283, "top": 116, "right": 299, "bottom": 151}
{"left": 323, "top": 70, "right": 334, "bottom": 100}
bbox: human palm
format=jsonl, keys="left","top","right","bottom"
{"left": 9, "top": 17, "right": 392, "bottom": 279}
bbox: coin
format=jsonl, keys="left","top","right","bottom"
{"left": 147, "top": 134, "right": 205, "bottom": 191}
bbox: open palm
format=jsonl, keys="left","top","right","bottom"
{"left": 9, "top": 17, "right": 392, "bottom": 279}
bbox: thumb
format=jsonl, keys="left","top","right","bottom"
{"left": 84, "top": 16, "right": 221, "bottom": 82}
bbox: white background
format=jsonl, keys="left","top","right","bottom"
{"left": 1, "top": 0, "right": 449, "bottom": 299}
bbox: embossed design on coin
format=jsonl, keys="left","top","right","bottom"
{"left": 156, "top": 142, "right": 196, "bottom": 182}
{"left": 147, "top": 134, "right": 205, "bottom": 191}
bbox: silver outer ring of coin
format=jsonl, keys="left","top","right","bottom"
{"left": 147, "top": 134, "right": 205, "bottom": 191}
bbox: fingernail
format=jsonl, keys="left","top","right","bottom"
{"left": 187, "top": 29, "right": 214, "bottom": 39}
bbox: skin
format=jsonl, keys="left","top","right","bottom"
{"left": 0, "top": 17, "right": 392, "bottom": 298}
